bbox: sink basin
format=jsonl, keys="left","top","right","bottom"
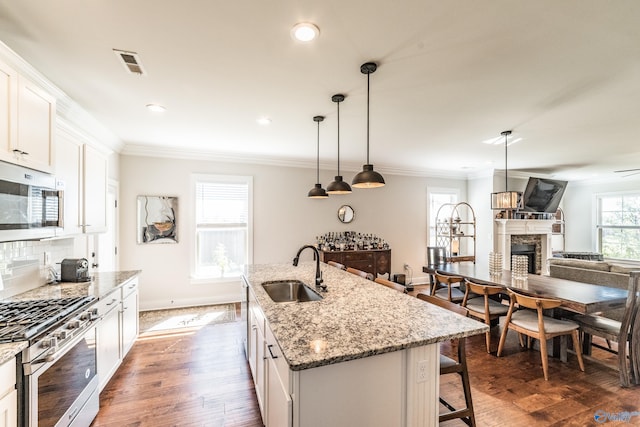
{"left": 261, "top": 280, "right": 323, "bottom": 303}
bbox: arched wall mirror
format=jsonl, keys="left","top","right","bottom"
{"left": 337, "top": 205, "right": 355, "bottom": 223}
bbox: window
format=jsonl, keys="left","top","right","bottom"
{"left": 427, "top": 188, "right": 459, "bottom": 246}
{"left": 193, "top": 175, "right": 252, "bottom": 279}
{"left": 596, "top": 193, "right": 640, "bottom": 260}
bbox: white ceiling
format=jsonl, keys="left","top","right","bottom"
{"left": 0, "top": 0, "right": 639, "bottom": 180}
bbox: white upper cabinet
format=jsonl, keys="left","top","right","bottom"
{"left": 0, "top": 58, "right": 18, "bottom": 164}
{"left": 55, "top": 127, "right": 83, "bottom": 235}
{"left": 83, "top": 144, "right": 107, "bottom": 233}
{"left": 16, "top": 76, "right": 55, "bottom": 172}
{"left": 0, "top": 59, "right": 55, "bottom": 173}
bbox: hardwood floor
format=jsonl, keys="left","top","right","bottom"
{"left": 92, "top": 314, "right": 639, "bottom": 426}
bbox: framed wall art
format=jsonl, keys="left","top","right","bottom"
{"left": 137, "top": 195, "right": 178, "bottom": 244}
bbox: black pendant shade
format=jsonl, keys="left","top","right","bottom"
{"left": 352, "top": 62, "right": 385, "bottom": 189}
{"left": 308, "top": 115, "right": 328, "bottom": 199}
{"left": 327, "top": 94, "right": 352, "bottom": 194}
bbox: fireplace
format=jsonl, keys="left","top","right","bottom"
{"left": 494, "top": 219, "right": 555, "bottom": 274}
{"left": 511, "top": 243, "right": 536, "bottom": 274}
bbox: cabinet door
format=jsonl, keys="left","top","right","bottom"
{"left": 121, "top": 282, "right": 139, "bottom": 357}
{"left": 55, "top": 129, "right": 83, "bottom": 235}
{"left": 0, "top": 389, "right": 17, "bottom": 427}
{"left": 83, "top": 144, "right": 108, "bottom": 233}
{"left": 267, "top": 356, "right": 292, "bottom": 427}
{"left": 255, "top": 325, "right": 266, "bottom": 422}
{"left": 0, "top": 59, "right": 17, "bottom": 164}
{"left": 17, "top": 76, "right": 55, "bottom": 173}
{"left": 97, "top": 299, "right": 121, "bottom": 392}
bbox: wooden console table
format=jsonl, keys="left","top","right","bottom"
{"left": 320, "top": 249, "right": 391, "bottom": 279}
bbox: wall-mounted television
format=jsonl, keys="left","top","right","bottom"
{"left": 520, "top": 177, "right": 568, "bottom": 213}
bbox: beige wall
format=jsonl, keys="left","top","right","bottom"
{"left": 119, "top": 154, "right": 467, "bottom": 310}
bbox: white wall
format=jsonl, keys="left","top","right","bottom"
{"left": 468, "top": 173, "right": 493, "bottom": 264}
{"left": 119, "top": 154, "right": 466, "bottom": 310}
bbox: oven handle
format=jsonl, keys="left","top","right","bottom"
{"left": 24, "top": 322, "right": 96, "bottom": 375}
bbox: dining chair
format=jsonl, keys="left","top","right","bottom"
{"left": 374, "top": 277, "right": 407, "bottom": 293}
{"left": 346, "top": 267, "right": 374, "bottom": 280}
{"left": 461, "top": 279, "right": 509, "bottom": 353}
{"left": 416, "top": 293, "right": 476, "bottom": 427}
{"left": 431, "top": 272, "right": 465, "bottom": 303}
{"left": 570, "top": 271, "right": 640, "bottom": 387}
{"left": 497, "top": 289, "right": 585, "bottom": 381}
{"left": 327, "top": 260, "right": 346, "bottom": 270}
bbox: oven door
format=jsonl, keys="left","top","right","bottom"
{"left": 24, "top": 326, "right": 99, "bottom": 427}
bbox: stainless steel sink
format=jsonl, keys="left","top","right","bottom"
{"left": 261, "top": 280, "right": 323, "bottom": 303}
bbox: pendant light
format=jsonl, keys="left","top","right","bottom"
{"left": 327, "top": 94, "right": 352, "bottom": 194}
{"left": 352, "top": 62, "right": 385, "bottom": 188}
{"left": 308, "top": 115, "right": 328, "bottom": 199}
{"left": 490, "top": 130, "right": 520, "bottom": 210}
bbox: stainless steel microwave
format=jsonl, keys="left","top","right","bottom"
{"left": 0, "top": 161, "right": 63, "bottom": 242}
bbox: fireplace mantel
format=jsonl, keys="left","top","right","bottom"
{"left": 494, "top": 219, "right": 555, "bottom": 274}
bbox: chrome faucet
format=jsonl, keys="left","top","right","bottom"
{"left": 293, "top": 245, "right": 326, "bottom": 291}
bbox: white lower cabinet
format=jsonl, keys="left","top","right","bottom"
{"left": 247, "top": 292, "right": 440, "bottom": 427}
{"left": 121, "top": 279, "right": 139, "bottom": 356}
{"left": 96, "top": 293, "right": 122, "bottom": 391}
{"left": 96, "top": 277, "right": 139, "bottom": 392}
{"left": 0, "top": 358, "right": 17, "bottom": 427}
{"left": 265, "top": 327, "right": 292, "bottom": 427}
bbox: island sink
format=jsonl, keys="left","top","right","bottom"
{"left": 261, "top": 280, "right": 323, "bottom": 303}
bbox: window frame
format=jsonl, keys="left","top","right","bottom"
{"left": 190, "top": 174, "right": 253, "bottom": 283}
{"left": 427, "top": 187, "right": 460, "bottom": 247}
{"left": 595, "top": 190, "right": 640, "bottom": 261}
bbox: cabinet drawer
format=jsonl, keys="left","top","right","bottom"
{"left": 121, "top": 277, "right": 139, "bottom": 299}
{"left": 320, "top": 252, "right": 343, "bottom": 263}
{"left": 96, "top": 292, "right": 121, "bottom": 317}
{"left": 344, "top": 252, "right": 374, "bottom": 262}
{"left": 266, "top": 325, "right": 290, "bottom": 389}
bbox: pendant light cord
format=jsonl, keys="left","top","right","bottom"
{"left": 366, "top": 71, "right": 370, "bottom": 164}
{"left": 504, "top": 133, "right": 508, "bottom": 191}
{"left": 337, "top": 100, "right": 341, "bottom": 175}
{"left": 316, "top": 120, "right": 321, "bottom": 183}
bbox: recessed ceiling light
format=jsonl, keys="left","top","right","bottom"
{"left": 257, "top": 117, "right": 272, "bottom": 125}
{"left": 146, "top": 104, "right": 166, "bottom": 113}
{"left": 482, "top": 134, "right": 522, "bottom": 146}
{"left": 291, "top": 22, "right": 319, "bottom": 42}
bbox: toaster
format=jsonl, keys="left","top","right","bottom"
{"left": 60, "top": 258, "right": 91, "bottom": 282}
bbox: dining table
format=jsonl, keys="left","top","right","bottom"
{"left": 422, "top": 262, "right": 629, "bottom": 315}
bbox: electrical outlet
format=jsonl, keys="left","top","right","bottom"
{"left": 404, "top": 263, "right": 410, "bottom": 270}
{"left": 417, "top": 360, "right": 428, "bottom": 383}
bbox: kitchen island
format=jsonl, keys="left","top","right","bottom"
{"left": 244, "top": 262, "right": 487, "bottom": 427}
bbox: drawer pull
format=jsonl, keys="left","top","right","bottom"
{"left": 267, "top": 344, "right": 278, "bottom": 359}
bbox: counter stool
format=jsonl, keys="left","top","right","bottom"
{"left": 346, "top": 267, "right": 374, "bottom": 280}
{"left": 327, "top": 260, "right": 346, "bottom": 270}
{"left": 497, "top": 289, "right": 585, "bottom": 381}
{"left": 417, "top": 293, "right": 476, "bottom": 427}
{"left": 374, "top": 277, "right": 407, "bottom": 293}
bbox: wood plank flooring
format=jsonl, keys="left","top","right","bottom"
{"left": 91, "top": 308, "right": 640, "bottom": 427}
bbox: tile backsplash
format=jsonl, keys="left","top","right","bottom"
{"left": 0, "top": 238, "right": 75, "bottom": 299}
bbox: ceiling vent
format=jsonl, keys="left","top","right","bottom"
{"left": 113, "top": 49, "right": 146, "bottom": 76}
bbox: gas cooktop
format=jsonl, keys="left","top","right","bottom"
{"left": 0, "top": 296, "right": 95, "bottom": 343}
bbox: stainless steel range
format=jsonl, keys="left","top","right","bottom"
{"left": 0, "top": 296, "right": 99, "bottom": 427}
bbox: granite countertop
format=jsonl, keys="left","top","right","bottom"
{"left": 5, "top": 270, "right": 141, "bottom": 302}
{"left": 244, "top": 263, "right": 488, "bottom": 371}
{"left": 0, "top": 270, "right": 141, "bottom": 364}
